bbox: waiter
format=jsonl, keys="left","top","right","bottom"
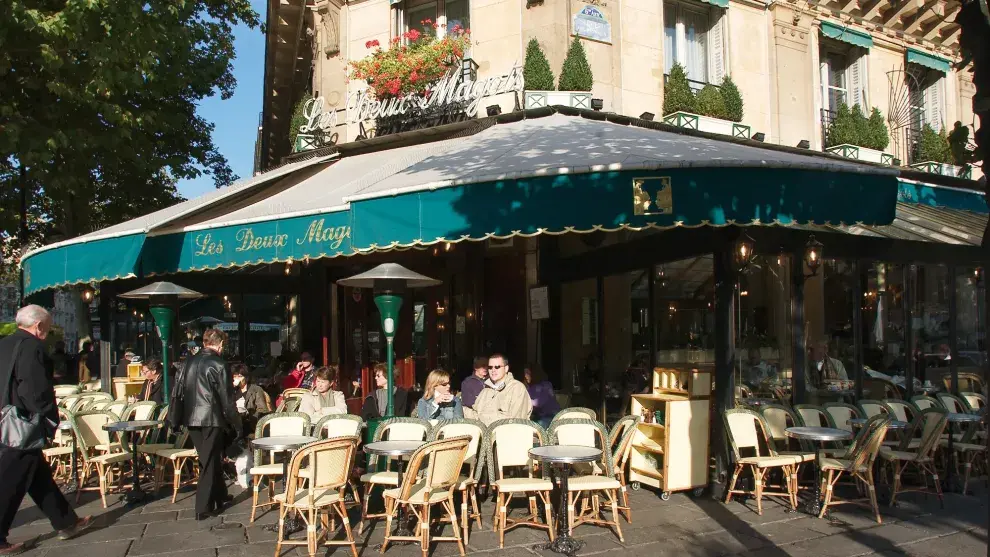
{"left": 0, "top": 306, "right": 92, "bottom": 555}
{"left": 170, "top": 328, "right": 241, "bottom": 520}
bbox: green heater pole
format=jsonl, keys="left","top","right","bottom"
{"left": 149, "top": 305, "right": 175, "bottom": 398}
{"left": 374, "top": 294, "right": 403, "bottom": 417}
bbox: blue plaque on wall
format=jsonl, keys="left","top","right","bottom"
{"left": 573, "top": 5, "right": 611, "bottom": 44}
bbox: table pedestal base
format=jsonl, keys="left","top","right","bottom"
{"left": 534, "top": 463, "right": 584, "bottom": 557}
{"left": 121, "top": 487, "right": 147, "bottom": 506}
{"left": 535, "top": 536, "right": 585, "bottom": 557}
{"left": 264, "top": 513, "right": 305, "bottom": 535}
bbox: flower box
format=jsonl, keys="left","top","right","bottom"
{"left": 294, "top": 134, "right": 319, "bottom": 153}
{"left": 909, "top": 161, "right": 972, "bottom": 180}
{"left": 661, "top": 111, "right": 751, "bottom": 139}
{"left": 825, "top": 144, "right": 895, "bottom": 165}
{"left": 524, "top": 91, "right": 593, "bottom": 110}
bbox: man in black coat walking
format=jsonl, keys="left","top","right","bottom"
{"left": 170, "top": 328, "right": 241, "bottom": 519}
{"left": 0, "top": 305, "right": 92, "bottom": 555}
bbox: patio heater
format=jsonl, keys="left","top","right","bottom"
{"left": 338, "top": 263, "right": 440, "bottom": 417}
{"left": 119, "top": 282, "right": 204, "bottom": 397}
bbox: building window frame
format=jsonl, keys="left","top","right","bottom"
{"left": 663, "top": 0, "right": 726, "bottom": 89}
{"left": 397, "top": 0, "right": 470, "bottom": 42}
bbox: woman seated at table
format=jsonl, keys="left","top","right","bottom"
{"left": 416, "top": 369, "right": 463, "bottom": 421}
{"left": 139, "top": 358, "right": 166, "bottom": 404}
{"left": 523, "top": 362, "right": 559, "bottom": 429}
{"left": 298, "top": 365, "right": 348, "bottom": 420}
{"left": 362, "top": 363, "right": 410, "bottom": 420}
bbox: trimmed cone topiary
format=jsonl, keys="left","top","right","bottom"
{"left": 826, "top": 103, "right": 859, "bottom": 148}
{"left": 916, "top": 124, "right": 951, "bottom": 163}
{"left": 289, "top": 92, "right": 313, "bottom": 150}
{"left": 558, "top": 36, "right": 593, "bottom": 92}
{"left": 720, "top": 76, "right": 744, "bottom": 122}
{"left": 663, "top": 63, "right": 697, "bottom": 116}
{"left": 695, "top": 84, "right": 726, "bottom": 119}
{"left": 850, "top": 104, "right": 868, "bottom": 146}
{"left": 865, "top": 107, "right": 889, "bottom": 151}
{"left": 523, "top": 38, "right": 555, "bottom": 91}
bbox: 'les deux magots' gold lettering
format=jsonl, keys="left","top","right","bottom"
{"left": 194, "top": 234, "right": 224, "bottom": 256}
{"left": 296, "top": 219, "right": 350, "bottom": 250}
{"left": 235, "top": 228, "right": 289, "bottom": 252}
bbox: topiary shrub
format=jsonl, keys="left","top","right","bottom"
{"left": 826, "top": 103, "right": 860, "bottom": 147}
{"left": 289, "top": 92, "right": 313, "bottom": 150}
{"left": 864, "top": 107, "right": 889, "bottom": 151}
{"left": 720, "top": 76, "right": 744, "bottom": 122}
{"left": 915, "top": 124, "right": 951, "bottom": 163}
{"left": 557, "top": 36, "right": 593, "bottom": 92}
{"left": 948, "top": 121, "right": 974, "bottom": 166}
{"left": 663, "top": 63, "right": 697, "bottom": 115}
{"left": 850, "top": 104, "right": 869, "bottom": 146}
{"left": 523, "top": 38, "right": 555, "bottom": 91}
{"left": 695, "top": 84, "right": 726, "bottom": 119}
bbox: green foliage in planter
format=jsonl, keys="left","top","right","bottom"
{"left": 523, "top": 38, "right": 555, "bottom": 91}
{"left": 916, "top": 124, "right": 951, "bottom": 164}
{"left": 557, "top": 37, "right": 593, "bottom": 92}
{"left": 663, "top": 63, "right": 696, "bottom": 116}
{"left": 695, "top": 84, "right": 726, "bottom": 119}
{"left": 948, "top": 121, "right": 975, "bottom": 166}
{"left": 864, "top": 107, "right": 889, "bottom": 151}
{"left": 826, "top": 103, "right": 860, "bottom": 148}
{"left": 720, "top": 77, "right": 744, "bottom": 122}
{"left": 289, "top": 92, "right": 313, "bottom": 150}
{"left": 850, "top": 104, "right": 868, "bottom": 145}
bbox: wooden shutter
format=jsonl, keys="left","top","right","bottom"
{"left": 848, "top": 50, "right": 867, "bottom": 109}
{"left": 924, "top": 76, "right": 944, "bottom": 131}
{"left": 708, "top": 7, "right": 726, "bottom": 84}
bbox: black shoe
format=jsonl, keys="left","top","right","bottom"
{"left": 195, "top": 512, "right": 213, "bottom": 521}
{"left": 57, "top": 516, "right": 94, "bottom": 541}
{"left": 212, "top": 495, "right": 234, "bottom": 514}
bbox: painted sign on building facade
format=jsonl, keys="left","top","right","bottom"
{"left": 573, "top": 4, "right": 611, "bottom": 43}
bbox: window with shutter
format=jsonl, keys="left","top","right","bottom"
{"left": 924, "top": 77, "right": 944, "bottom": 131}
{"left": 848, "top": 50, "right": 866, "bottom": 109}
{"left": 663, "top": 1, "right": 716, "bottom": 88}
{"left": 708, "top": 8, "right": 726, "bottom": 85}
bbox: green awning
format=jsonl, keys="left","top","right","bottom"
{"left": 699, "top": 0, "right": 729, "bottom": 7}
{"left": 897, "top": 180, "right": 988, "bottom": 214}
{"left": 820, "top": 21, "right": 873, "bottom": 49}
{"left": 906, "top": 48, "right": 951, "bottom": 73}
{"left": 22, "top": 233, "right": 146, "bottom": 295}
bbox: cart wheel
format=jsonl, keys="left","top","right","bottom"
{"left": 629, "top": 481, "right": 641, "bottom": 492}
{"left": 660, "top": 491, "right": 671, "bottom": 501}
{"left": 692, "top": 487, "right": 706, "bottom": 498}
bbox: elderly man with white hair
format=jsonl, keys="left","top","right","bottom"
{"left": 0, "top": 305, "right": 92, "bottom": 555}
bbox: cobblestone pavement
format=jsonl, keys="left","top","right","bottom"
{"left": 6, "top": 475, "right": 987, "bottom": 557}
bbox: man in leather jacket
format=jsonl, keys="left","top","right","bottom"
{"left": 171, "top": 328, "right": 241, "bottom": 519}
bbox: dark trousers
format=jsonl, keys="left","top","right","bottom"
{"left": 0, "top": 448, "right": 77, "bottom": 543}
{"left": 188, "top": 427, "right": 228, "bottom": 514}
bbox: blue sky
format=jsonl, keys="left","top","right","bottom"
{"left": 176, "top": 0, "right": 267, "bottom": 200}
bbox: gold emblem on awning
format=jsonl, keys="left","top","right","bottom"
{"left": 632, "top": 177, "right": 672, "bottom": 216}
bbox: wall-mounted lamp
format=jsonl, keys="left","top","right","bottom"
{"left": 752, "top": 132, "right": 766, "bottom": 142}
{"left": 796, "top": 139, "right": 811, "bottom": 149}
{"left": 803, "top": 235, "right": 824, "bottom": 277}
{"left": 284, "top": 259, "right": 293, "bottom": 275}
{"left": 80, "top": 285, "right": 96, "bottom": 303}
{"left": 591, "top": 98, "right": 604, "bottom": 111}
{"left": 640, "top": 112, "right": 654, "bottom": 121}
{"left": 486, "top": 105, "right": 501, "bottom": 117}
{"left": 734, "top": 233, "right": 756, "bottom": 269}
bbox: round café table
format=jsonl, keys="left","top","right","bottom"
{"left": 57, "top": 421, "right": 79, "bottom": 493}
{"left": 848, "top": 418, "right": 909, "bottom": 430}
{"left": 529, "top": 445, "right": 602, "bottom": 557}
{"left": 103, "top": 420, "right": 162, "bottom": 505}
{"left": 251, "top": 435, "right": 318, "bottom": 533}
{"left": 785, "top": 427, "right": 852, "bottom": 517}
{"left": 364, "top": 440, "right": 424, "bottom": 543}
{"left": 943, "top": 413, "right": 982, "bottom": 493}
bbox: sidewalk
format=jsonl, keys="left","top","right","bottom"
{"left": 7, "top": 478, "right": 987, "bottom": 557}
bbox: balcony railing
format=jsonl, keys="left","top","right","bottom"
{"left": 663, "top": 73, "right": 717, "bottom": 94}
{"left": 819, "top": 108, "right": 836, "bottom": 152}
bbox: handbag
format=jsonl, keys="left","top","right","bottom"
{"left": 0, "top": 340, "right": 52, "bottom": 451}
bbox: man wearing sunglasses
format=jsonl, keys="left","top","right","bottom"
{"left": 464, "top": 353, "right": 532, "bottom": 425}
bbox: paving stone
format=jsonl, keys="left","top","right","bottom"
{"left": 530, "top": 533, "right": 622, "bottom": 556}
{"left": 129, "top": 528, "right": 247, "bottom": 555}
{"left": 42, "top": 540, "right": 132, "bottom": 557}
{"left": 144, "top": 516, "right": 222, "bottom": 536}
{"left": 48, "top": 522, "right": 146, "bottom": 546}
{"left": 109, "top": 509, "right": 178, "bottom": 526}
{"left": 746, "top": 518, "right": 827, "bottom": 546}
{"left": 898, "top": 532, "right": 989, "bottom": 557}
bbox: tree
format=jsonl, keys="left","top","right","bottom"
{"left": 720, "top": 77, "right": 744, "bottom": 122}
{"left": 695, "top": 85, "right": 726, "bottom": 119}
{"left": 865, "top": 108, "right": 890, "bottom": 151}
{"left": 955, "top": 1, "right": 989, "bottom": 248}
{"left": 523, "top": 38, "right": 555, "bottom": 91}
{"left": 558, "top": 37, "right": 594, "bottom": 92}
{"left": 663, "top": 64, "right": 697, "bottom": 115}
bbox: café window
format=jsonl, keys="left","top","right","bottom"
{"left": 663, "top": 2, "right": 726, "bottom": 86}
{"left": 819, "top": 45, "right": 867, "bottom": 113}
{"left": 737, "top": 255, "right": 792, "bottom": 391}
{"left": 400, "top": 0, "right": 470, "bottom": 39}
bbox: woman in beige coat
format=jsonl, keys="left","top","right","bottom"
{"left": 298, "top": 366, "right": 348, "bottom": 420}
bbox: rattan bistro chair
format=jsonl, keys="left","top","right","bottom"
{"left": 311, "top": 414, "right": 364, "bottom": 506}
{"left": 549, "top": 419, "right": 624, "bottom": 542}
{"left": 250, "top": 412, "right": 312, "bottom": 523}
{"left": 359, "top": 417, "right": 431, "bottom": 530}
{"left": 551, "top": 408, "right": 597, "bottom": 423}
{"left": 910, "top": 395, "right": 942, "bottom": 411}
{"left": 429, "top": 419, "right": 487, "bottom": 544}
{"left": 794, "top": 405, "right": 834, "bottom": 428}
{"left": 723, "top": 408, "right": 798, "bottom": 515}
{"left": 817, "top": 415, "right": 892, "bottom": 523}
{"left": 274, "top": 437, "right": 361, "bottom": 557}
{"left": 608, "top": 415, "right": 640, "bottom": 523}
{"left": 381, "top": 436, "right": 472, "bottom": 557}
{"left": 488, "top": 419, "right": 555, "bottom": 548}
{"left": 71, "top": 410, "right": 129, "bottom": 508}
{"left": 760, "top": 404, "right": 815, "bottom": 490}
{"left": 879, "top": 408, "right": 947, "bottom": 507}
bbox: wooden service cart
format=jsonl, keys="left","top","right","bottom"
{"left": 628, "top": 367, "right": 712, "bottom": 500}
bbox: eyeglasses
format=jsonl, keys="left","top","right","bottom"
{"left": 487, "top": 365, "right": 504, "bottom": 370}
{"left": 440, "top": 381, "right": 450, "bottom": 386}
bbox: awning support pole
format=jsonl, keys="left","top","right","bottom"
{"left": 852, "top": 260, "right": 865, "bottom": 400}
{"left": 904, "top": 265, "right": 916, "bottom": 400}
{"left": 791, "top": 254, "right": 807, "bottom": 405}
{"left": 949, "top": 266, "right": 959, "bottom": 395}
